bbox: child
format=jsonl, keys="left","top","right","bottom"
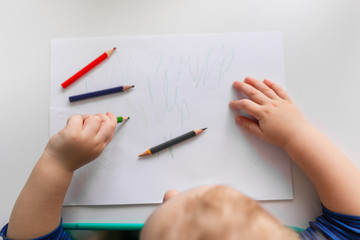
{"left": 1, "top": 112, "right": 118, "bottom": 240}
{"left": 2, "top": 77, "right": 360, "bottom": 239}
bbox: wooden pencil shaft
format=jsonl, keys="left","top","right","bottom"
{"left": 69, "top": 85, "right": 134, "bottom": 102}
{"left": 61, "top": 48, "right": 115, "bottom": 88}
{"left": 150, "top": 131, "right": 196, "bottom": 154}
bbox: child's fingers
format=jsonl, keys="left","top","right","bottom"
{"left": 235, "top": 116, "right": 263, "bottom": 139}
{"left": 106, "top": 112, "right": 117, "bottom": 125}
{"left": 162, "top": 189, "right": 179, "bottom": 203}
{"left": 232, "top": 81, "right": 268, "bottom": 105}
{"left": 81, "top": 114, "right": 91, "bottom": 123}
{"left": 244, "top": 77, "right": 278, "bottom": 99}
{"left": 230, "top": 99, "right": 263, "bottom": 120}
{"left": 65, "top": 115, "right": 83, "bottom": 132}
{"left": 82, "top": 115, "right": 102, "bottom": 137}
{"left": 263, "top": 79, "right": 290, "bottom": 100}
{"left": 96, "top": 113, "right": 117, "bottom": 143}
{"left": 98, "top": 113, "right": 117, "bottom": 128}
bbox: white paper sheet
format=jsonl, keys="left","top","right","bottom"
{"left": 50, "top": 32, "right": 292, "bottom": 205}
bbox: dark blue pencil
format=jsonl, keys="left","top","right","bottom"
{"left": 69, "top": 85, "right": 134, "bottom": 102}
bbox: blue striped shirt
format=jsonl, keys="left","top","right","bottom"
{"left": 299, "top": 206, "right": 360, "bottom": 239}
{"left": 0, "top": 219, "right": 70, "bottom": 240}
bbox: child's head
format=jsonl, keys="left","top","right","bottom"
{"left": 140, "top": 185, "right": 298, "bottom": 240}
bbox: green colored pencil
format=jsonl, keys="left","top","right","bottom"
{"left": 117, "top": 116, "right": 130, "bottom": 123}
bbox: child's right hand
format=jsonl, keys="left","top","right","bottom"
{"left": 229, "top": 77, "right": 311, "bottom": 149}
{"left": 43, "top": 112, "right": 117, "bottom": 172}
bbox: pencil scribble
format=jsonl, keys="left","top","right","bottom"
{"left": 147, "top": 56, "right": 190, "bottom": 128}
{"left": 146, "top": 47, "right": 234, "bottom": 130}
{"left": 188, "top": 46, "right": 235, "bottom": 86}
{"left": 188, "top": 48, "right": 213, "bottom": 88}
{"left": 216, "top": 46, "right": 235, "bottom": 82}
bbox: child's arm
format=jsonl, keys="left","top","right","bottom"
{"left": 6, "top": 113, "right": 117, "bottom": 239}
{"left": 230, "top": 77, "right": 360, "bottom": 215}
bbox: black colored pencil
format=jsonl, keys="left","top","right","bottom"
{"left": 138, "top": 128, "right": 207, "bottom": 157}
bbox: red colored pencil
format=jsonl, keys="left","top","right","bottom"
{"left": 61, "top": 47, "right": 116, "bottom": 88}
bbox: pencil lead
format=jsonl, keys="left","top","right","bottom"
{"left": 202, "top": 128, "right": 207, "bottom": 131}
{"left": 131, "top": 85, "right": 135, "bottom": 88}
{"left": 113, "top": 47, "right": 117, "bottom": 50}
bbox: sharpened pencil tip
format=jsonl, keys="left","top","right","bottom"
{"left": 202, "top": 128, "right": 207, "bottom": 131}
{"left": 131, "top": 85, "right": 135, "bottom": 88}
{"left": 113, "top": 47, "right": 117, "bottom": 50}
{"left": 138, "top": 149, "right": 151, "bottom": 157}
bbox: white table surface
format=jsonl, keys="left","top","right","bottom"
{"left": 1, "top": 0, "right": 359, "bottom": 229}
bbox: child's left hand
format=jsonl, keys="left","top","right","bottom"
{"left": 43, "top": 112, "right": 117, "bottom": 172}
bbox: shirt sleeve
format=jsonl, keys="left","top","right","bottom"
{"left": 0, "top": 219, "right": 70, "bottom": 240}
{"left": 299, "top": 205, "right": 360, "bottom": 240}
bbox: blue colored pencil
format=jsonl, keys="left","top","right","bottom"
{"left": 69, "top": 85, "right": 134, "bottom": 102}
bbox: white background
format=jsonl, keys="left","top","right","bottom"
{"left": 0, "top": 0, "right": 360, "bottom": 228}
